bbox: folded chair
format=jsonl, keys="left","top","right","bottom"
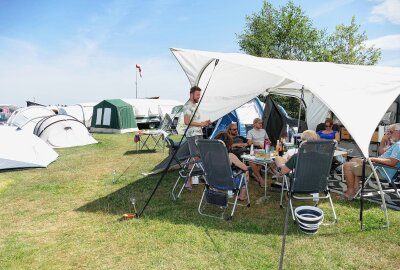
{"left": 196, "top": 139, "right": 250, "bottom": 220}
{"left": 166, "top": 136, "right": 205, "bottom": 200}
{"left": 285, "top": 140, "right": 337, "bottom": 224}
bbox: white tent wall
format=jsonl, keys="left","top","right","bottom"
{"left": 157, "top": 99, "right": 183, "bottom": 117}
{"left": 0, "top": 126, "right": 58, "bottom": 170}
{"left": 235, "top": 99, "right": 263, "bottom": 125}
{"left": 59, "top": 103, "right": 96, "bottom": 128}
{"left": 267, "top": 85, "right": 330, "bottom": 131}
{"left": 171, "top": 48, "right": 400, "bottom": 158}
{"left": 123, "top": 99, "right": 183, "bottom": 127}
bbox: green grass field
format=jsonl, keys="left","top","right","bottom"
{"left": 1, "top": 133, "right": 399, "bottom": 269}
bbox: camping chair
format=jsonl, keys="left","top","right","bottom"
{"left": 167, "top": 136, "right": 205, "bottom": 200}
{"left": 284, "top": 140, "right": 337, "bottom": 224}
{"left": 196, "top": 139, "right": 250, "bottom": 220}
{"left": 354, "top": 163, "right": 400, "bottom": 199}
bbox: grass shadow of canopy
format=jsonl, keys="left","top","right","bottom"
{"left": 75, "top": 172, "right": 298, "bottom": 236}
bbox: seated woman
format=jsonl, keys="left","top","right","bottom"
{"left": 274, "top": 130, "right": 320, "bottom": 175}
{"left": 215, "top": 132, "right": 249, "bottom": 201}
{"left": 317, "top": 118, "right": 340, "bottom": 141}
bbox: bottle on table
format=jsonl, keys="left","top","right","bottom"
{"left": 278, "top": 139, "right": 284, "bottom": 156}
{"left": 250, "top": 144, "right": 254, "bottom": 155}
{"left": 264, "top": 139, "right": 271, "bottom": 153}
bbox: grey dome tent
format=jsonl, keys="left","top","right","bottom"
{"left": 90, "top": 99, "right": 138, "bottom": 133}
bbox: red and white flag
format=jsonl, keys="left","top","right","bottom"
{"left": 136, "top": 64, "right": 142, "bottom": 78}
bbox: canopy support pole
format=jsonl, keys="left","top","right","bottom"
{"left": 138, "top": 59, "right": 219, "bottom": 217}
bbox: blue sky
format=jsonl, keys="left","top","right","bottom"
{"left": 1, "top": 0, "right": 399, "bottom": 106}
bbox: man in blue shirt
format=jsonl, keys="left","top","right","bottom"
{"left": 342, "top": 123, "right": 400, "bottom": 200}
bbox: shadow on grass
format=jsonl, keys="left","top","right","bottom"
{"left": 124, "top": 149, "right": 157, "bottom": 155}
{"left": 76, "top": 172, "right": 298, "bottom": 236}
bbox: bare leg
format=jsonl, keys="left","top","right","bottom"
{"left": 249, "top": 162, "right": 264, "bottom": 186}
{"left": 343, "top": 158, "right": 362, "bottom": 197}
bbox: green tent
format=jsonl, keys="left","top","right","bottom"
{"left": 90, "top": 99, "right": 138, "bottom": 133}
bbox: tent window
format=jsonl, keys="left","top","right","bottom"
{"left": 96, "top": 108, "right": 103, "bottom": 125}
{"left": 103, "top": 108, "right": 111, "bottom": 126}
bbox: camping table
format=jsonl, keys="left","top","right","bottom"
{"left": 241, "top": 154, "right": 275, "bottom": 203}
{"left": 134, "top": 130, "right": 167, "bottom": 151}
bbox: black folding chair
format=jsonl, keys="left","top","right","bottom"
{"left": 196, "top": 139, "right": 250, "bottom": 220}
{"left": 286, "top": 140, "right": 337, "bottom": 224}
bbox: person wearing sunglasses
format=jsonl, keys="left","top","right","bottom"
{"left": 226, "top": 122, "right": 247, "bottom": 154}
{"left": 317, "top": 118, "right": 340, "bottom": 141}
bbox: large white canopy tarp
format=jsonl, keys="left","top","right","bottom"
{"left": 0, "top": 126, "right": 58, "bottom": 170}
{"left": 171, "top": 48, "right": 400, "bottom": 157}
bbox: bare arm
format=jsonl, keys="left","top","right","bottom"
{"left": 370, "top": 157, "right": 399, "bottom": 167}
{"left": 378, "top": 133, "right": 391, "bottom": 155}
{"left": 274, "top": 156, "right": 291, "bottom": 175}
{"left": 335, "top": 132, "right": 340, "bottom": 142}
{"left": 183, "top": 115, "right": 211, "bottom": 127}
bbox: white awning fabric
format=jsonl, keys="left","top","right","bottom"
{"left": 171, "top": 48, "right": 400, "bottom": 157}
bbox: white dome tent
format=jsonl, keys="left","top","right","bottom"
{"left": 34, "top": 115, "right": 98, "bottom": 148}
{"left": 7, "top": 106, "right": 55, "bottom": 133}
{"left": 58, "top": 103, "right": 96, "bottom": 128}
{"left": 0, "top": 126, "right": 58, "bottom": 170}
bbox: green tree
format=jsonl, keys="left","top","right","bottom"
{"left": 237, "top": 1, "right": 325, "bottom": 61}
{"left": 323, "top": 16, "right": 381, "bottom": 65}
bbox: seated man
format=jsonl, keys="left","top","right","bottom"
{"left": 227, "top": 122, "right": 248, "bottom": 158}
{"left": 247, "top": 118, "right": 271, "bottom": 186}
{"left": 342, "top": 123, "right": 400, "bottom": 200}
{"left": 274, "top": 130, "right": 320, "bottom": 175}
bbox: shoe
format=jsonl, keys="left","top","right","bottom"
{"left": 339, "top": 194, "right": 354, "bottom": 201}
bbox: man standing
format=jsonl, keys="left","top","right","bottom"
{"left": 183, "top": 86, "right": 211, "bottom": 190}
{"left": 342, "top": 123, "right": 400, "bottom": 200}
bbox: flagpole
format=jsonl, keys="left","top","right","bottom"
{"left": 135, "top": 67, "right": 138, "bottom": 98}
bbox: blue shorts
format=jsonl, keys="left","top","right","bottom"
{"left": 233, "top": 174, "right": 245, "bottom": 188}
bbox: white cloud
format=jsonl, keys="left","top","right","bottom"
{"left": 369, "top": 0, "right": 400, "bottom": 24}
{"left": 365, "top": 34, "right": 400, "bottom": 50}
